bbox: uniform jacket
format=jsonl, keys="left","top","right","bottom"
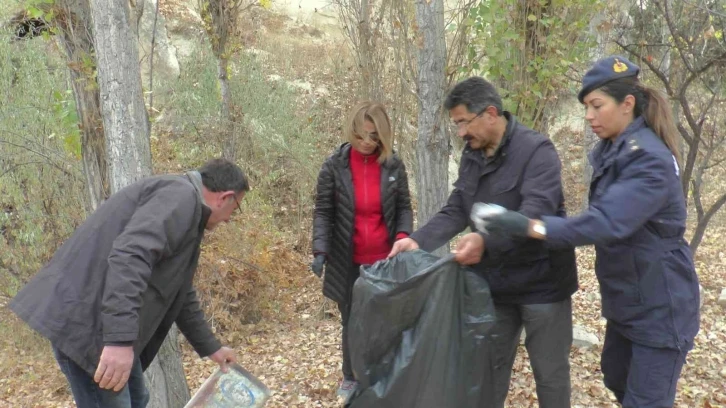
{"left": 544, "top": 117, "right": 700, "bottom": 349}
{"left": 312, "top": 143, "right": 413, "bottom": 304}
{"left": 10, "top": 172, "right": 221, "bottom": 375}
{"left": 411, "top": 113, "right": 578, "bottom": 304}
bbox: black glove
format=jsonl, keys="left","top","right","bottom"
{"left": 484, "top": 210, "right": 531, "bottom": 238}
{"left": 311, "top": 254, "right": 326, "bottom": 277}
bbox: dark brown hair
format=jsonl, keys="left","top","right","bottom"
{"left": 598, "top": 77, "right": 681, "bottom": 164}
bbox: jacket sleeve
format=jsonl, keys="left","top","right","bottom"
{"left": 395, "top": 160, "right": 414, "bottom": 235}
{"left": 484, "top": 140, "right": 564, "bottom": 258}
{"left": 543, "top": 148, "right": 670, "bottom": 248}
{"left": 176, "top": 286, "right": 222, "bottom": 357}
{"left": 102, "top": 184, "right": 198, "bottom": 343}
{"left": 312, "top": 158, "right": 335, "bottom": 256}
{"left": 409, "top": 188, "right": 469, "bottom": 252}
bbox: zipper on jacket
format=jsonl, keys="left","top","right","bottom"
{"left": 363, "top": 156, "right": 369, "bottom": 254}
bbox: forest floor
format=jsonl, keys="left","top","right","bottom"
{"left": 1, "top": 1, "right": 725, "bottom": 407}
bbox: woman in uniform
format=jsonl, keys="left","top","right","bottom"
{"left": 475, "top": 55, "right": 700, "bottom": 407}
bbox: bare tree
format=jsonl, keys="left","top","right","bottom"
{"left": 199, "top": 0, "right": 257, "bottom": 160}
{"left": 616, "top": 0, "right": 726, "bottom": 255}
{"left": 91, "top": 0, "right": 152, "bottom": 190}
{"left": 415, "top": 0, "right": 449, "bottom": 254}
{"left": 335, "top": 0, "right": 388, "bottom": 102}
{"left": 580, "top": 8, "right": 616, "bottom": 210}
{"left": 90, "top": 0, "right": 188, "bottom": 406}
{"left": 53, "top": 0, "right": 108, "bottom": 211}
{"left": 8, "top": 1, "right": 110, "bottom": 211}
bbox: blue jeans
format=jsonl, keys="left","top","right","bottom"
{"left": 53, "top": 346, "right": 149, "bottom": 408}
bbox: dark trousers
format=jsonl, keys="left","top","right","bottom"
{"left": 53, "top": 346, "right": 149, "bottom": 408}
{"left": 601, "top": 324, "right": 687, "bottom": 408}
{"left": 338, "top": 263, "right": 361, "bottom": 381}
{"left": 489, "top": 298, "right": 573, "bottom": 408}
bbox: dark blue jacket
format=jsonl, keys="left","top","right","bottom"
{"left": 411, "top": 113, "right": 578, "bottom": 304}
{"left": 544, "top": 117, "right": 700, "bottom": 350}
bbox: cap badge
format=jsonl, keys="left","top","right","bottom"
{"left": 613, "top": 58, "right": 628, "bottom": 73}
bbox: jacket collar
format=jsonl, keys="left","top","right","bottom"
{"left": 185, "top": 170, "right": 212, "bottom": 229}
{"left": 588, "top": 116, "right": 647, "bottom": 167}
{"left": 350, "top": 146, "right": 380, "bottom": 164}
{"left": 185, "top": 171, "right": 205, "bottom": 199}
{"left": 334, "top": 142, "right": 394, "bottom": 168}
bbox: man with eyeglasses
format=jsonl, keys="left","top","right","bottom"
{"left": 389, "top": 77, "right": 578, "bottom": 408}
{"left": 10, "top": 158, "right": 248, "bottom": 408}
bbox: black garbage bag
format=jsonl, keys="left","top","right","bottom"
{"left": 346, "top": 250, "right": 497, "bottom": 408}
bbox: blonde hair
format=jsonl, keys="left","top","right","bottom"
{"left": 344, "top": 101, "right": 393, "bottom": 163}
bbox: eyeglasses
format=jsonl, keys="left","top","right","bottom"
{"left": 354, "top": 132, "right": 380, "bottom": 143}
{"left": 451, "top": 110, "right": 486, "bottom": 131}
{"left": 229, "top": 195, "right": 242, "bottom": 213}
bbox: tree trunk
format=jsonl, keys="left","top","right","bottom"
{"left": 89, "top": 0, "right": 188, "bottom": 406}
{"left": 581, "top": 13, "right": 609, "bottom": 211}
{"left": 218, "top": 56, "right": 231, "bottom": 122}
{"left": 144, "top": 326, "right": 191, "bottom": 408}
{"left": 217, "top": 56, "right": 236, "bottom": 160}
{"left": 90, "top": 0, "right": 152, "bottom": 192}
{"left": 415, "top": 0, "right": 449, "bottom": 255}
{"left": 356, "top": 0, "right": 382, "bottom": 102}
{"left": 55, "top": 0, "right": 108, "bottom": 212}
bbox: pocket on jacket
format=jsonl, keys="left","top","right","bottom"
{"left": 596, "top": 248, "right": 642, "bottom": 310}
{"left": 490, "top": 178, "right": 518, "bottom": 195}
{"left": 453, "top": 177, "right": 476, "bottom": 197}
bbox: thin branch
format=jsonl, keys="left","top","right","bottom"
{"left": 681, "top": 0, "right": 726, "bottom": 18}
{"left": 705, "top": 156, "right": 726, "bottom": 170}
{"left": 658, "top": 0, "right": 695, "bottom": 74}
{"left": 696, "top": 91, "right": 719, "bottom": 128}
{"left": 700, "top": 192, "right": 726, "bottom": 230}
{"left": 0, "top": 161, "right": 47, "bottom": 179}
{"left": 675, "top": 123, "right": 694, "bottom": 147}
{"left": 615, "top": 41, "right": 674, "bottom": 96}
{"left": 0, "top": 140, "right": 64, "bottom": 168}
{"left": 225, "top": 256, "right": 266, "bottom": 274}
{"left": 691, "top": 179, "right": 705, "bottom": 220}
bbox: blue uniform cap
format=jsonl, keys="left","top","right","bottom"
{"left": 578, "top": 55, "right": 640, "bottom": 103}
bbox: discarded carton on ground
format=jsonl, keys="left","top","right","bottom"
{"left": 184, "top": 363, "right": 270, "bottom": 408}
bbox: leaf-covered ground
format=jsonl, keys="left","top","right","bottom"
{"left": 2, "top": 244, "right": 725, "bottom": 407}
{"left": 2, "top": 2, "right": 725, "bottom": 407}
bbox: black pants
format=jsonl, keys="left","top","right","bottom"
{"left": 601, "top": 324, "right": 687, "bottom": 408}
{"left": 489, "top": 298, "right": 573, "bottom": 408}
{"left": 338, "top": 263, "right": 361, "bottom": 381}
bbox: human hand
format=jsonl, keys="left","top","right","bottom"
{"left": 208, "top": 346, "right": 237, "bottom": 373}
{"left": 387, "top": 237, "right": 419, "bottom": 259}
{"left": 311, "top": 254, "right": 325, "bottom": 277}
{"left": 452, "top": 233, "right": 485, "bottom": 265}
{"left": 477, "top": 208, "right": 531, "bottom": 238}
{"left": 94, "top": 345, "right": 134, "bottom": 391}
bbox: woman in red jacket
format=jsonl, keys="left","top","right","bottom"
{"left": 311, "top": 101, "right": 414, "bottom": 397}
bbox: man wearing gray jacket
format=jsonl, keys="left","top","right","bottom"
{"left": 10, "top": 158, "right": 249, "bottom": 408}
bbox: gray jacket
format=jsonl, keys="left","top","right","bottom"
{"left": 10, "top": 171, "right": 221, "bottom": 375}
